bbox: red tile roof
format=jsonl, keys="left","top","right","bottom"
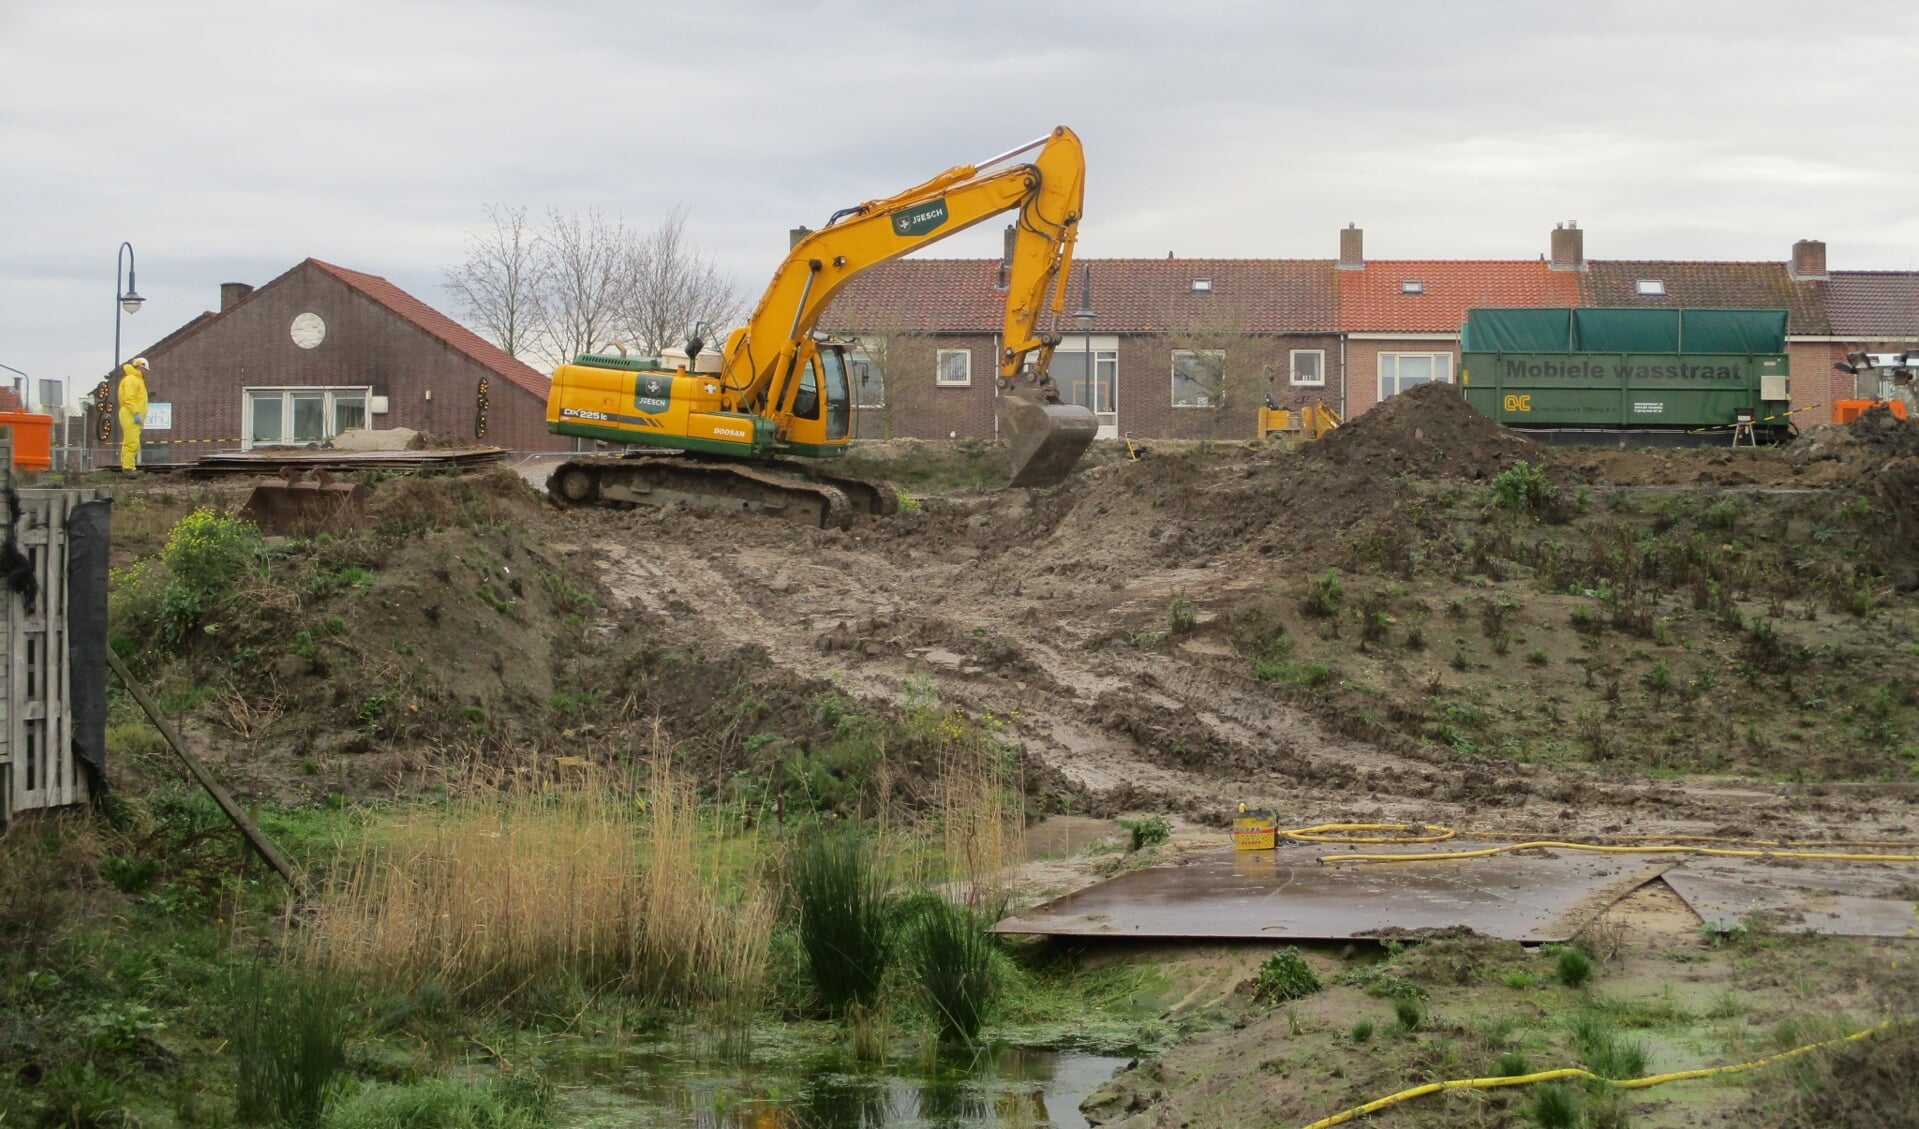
{"left": 1338, "top": 261, "right": 1581, "bottom": 333}
{"left": 1580, "top": 261, "right": 1827, "bottom": 334}
{"left": 823, "top": 258, "right": 1338, "bottom": 335}
{"left": 1825, "top": 271, "right": 1919, "bottom": 338}
{"left": 309, "top": 259, "right": 550, "bottom": 398}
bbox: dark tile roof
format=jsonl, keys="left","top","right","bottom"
{"left": 822, "top": 258, "right": 1338, "bottom": 335}
{"left": 1826, "top": 271, "right": 1919, "bottom": 338}
{"left": 1580, "top": 261, "right": 1828, "bottom": 335}
{"left": 310, "top": 260, "right": 550, "bottom": 398}
{"left": 1338, "top": 261, "right": 1581, "bottom": 333}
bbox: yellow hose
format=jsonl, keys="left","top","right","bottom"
{"left": 1282, "top": 822, "right": 1456, "bottom": 845}
{"left": 1297, "top": 1021, "right": 1896, "bottom": 1129}
{"left": 1317, "top": 840, "right": 1919, "bottom": 866}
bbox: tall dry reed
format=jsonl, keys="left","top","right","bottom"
{"left": 303, "top": 758, "right": 771, "bottom": 1016}
{"left": 935, "top": 738, "right": 1024, "bottom": 908}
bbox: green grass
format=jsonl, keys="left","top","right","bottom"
{"left": 229, "top": 961, "right": 351, "bottom": 1127}
{"left": 791, "top": 829, "right": 893, "bottom": 1017}
{"left": 911, "top": 898, "right": 996, "bottom": 1044}
{"left": 1555, "top": 947, "right": 1596, "bottom": 988}
{"left": 1531, "top": 1081, "right": 1581, "bottom": 1128}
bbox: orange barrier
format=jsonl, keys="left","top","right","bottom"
{"left": 0, "top": 412, "right": 55, "bottom": 470}
{"left": 1833, "top": 398, "right": 1909, "bottom": 424}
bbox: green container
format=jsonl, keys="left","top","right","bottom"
{"left": 1458, "top": 308, "right": 1790, "bottom": 434}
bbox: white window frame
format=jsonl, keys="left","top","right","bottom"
{"left": 1290, "top": 349, "right": 1326, "bottom": 387}
{"left": 1377, "top": 353, "right": 1453, "bottom": 402}
{"left": 1170, "top": 349, "right": 1225, "bottom": 409}
{"left": 242, "top": 385, "right": 373, "bottom": 450}
{"left": 935, "top": 348, "right": 971, "bottom": 387}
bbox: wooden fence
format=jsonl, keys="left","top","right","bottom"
{"left": 0, "top": 430, "right": 110, "bottom": 823}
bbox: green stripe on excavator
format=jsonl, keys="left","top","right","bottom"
{"left": 547, "top": 420, "right": 775, "bottom": 458}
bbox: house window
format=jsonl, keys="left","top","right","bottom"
{"left": 1635, "top": 279, "right": 1666, "bottom": 296}
{"left": 1171, "top": 349, "right": 1225, "bottom": 408}
{"left": 849, "top": 352, "right": 884, "bottom": 408}
{"left": 1401, "top": 280, "right": 1424, "bottom": 294}
{"left": 1191, "top": 277, "right": 1213, "bottom": 293}
{"left": 936, "top": 349, "right": 971, "bottom": 387}
{"left": 242, "top": 386, "right": 374, "bottom": 449}
{"left": 1378, "top": 353, "right": 1452, "bottom": 400}
{"left": 1053, "top": 348, "right": 1117, "bottom": 415}
{"left": 1290, "top": 349, "right": 1325, "bottom": 386}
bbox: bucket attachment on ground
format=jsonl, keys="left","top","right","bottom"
{"left": 240, "top": 467, "right": 367, "bottom": 536}
{"left": 999, "top": 387, "right": 1098, "bottom": 488}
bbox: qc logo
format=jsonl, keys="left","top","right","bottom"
{"left": 1502, "top": 394, "right": 1533, "bottom": 413}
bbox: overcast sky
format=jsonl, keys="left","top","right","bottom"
{"left": 4, "top": 0, "right": 1916, "bottom": 403}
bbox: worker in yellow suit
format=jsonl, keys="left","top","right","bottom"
{"left": 117, "top": 356, "right": 149, "bottom": 471}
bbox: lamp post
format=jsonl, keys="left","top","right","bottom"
{"left": 1073, "top": 266, "right": 1095, "bottom": 413}
{"left": 114, "top": 241, "right": 144, "bottom": 372}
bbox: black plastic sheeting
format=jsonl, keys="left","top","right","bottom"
{"left": 67, "top": 499, "right": 111, "bottom": 792}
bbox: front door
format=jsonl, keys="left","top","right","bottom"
{"left": 1052, "top": 346, "right": 1118, "bottom": 439}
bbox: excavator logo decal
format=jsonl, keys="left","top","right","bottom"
{"left": 635, "top": 375, "right": 673, "bottom": 415}
{"left": 892, "top": 199, "right": 949, "bottom": 238}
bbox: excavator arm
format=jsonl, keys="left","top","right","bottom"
{"left": 719, "top": 127, "right": 1096, "bottom": 484}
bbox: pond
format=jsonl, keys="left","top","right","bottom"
{"left": 554, "top": 1038, "right": 1128, "bottom": 1129}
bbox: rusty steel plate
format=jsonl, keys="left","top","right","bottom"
{"left": 1663, "top": 861, "right": 1919, "bottom": 938}
{"left": 994, "top": 849, "right": 1667, "bottom": 943}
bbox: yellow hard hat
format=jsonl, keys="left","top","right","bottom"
{"left": 130, "top": 357, "right": 149, "bottom": 370}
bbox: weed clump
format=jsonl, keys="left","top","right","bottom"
{"left": 1251, "top": 947, "right": 1321, "bottom": 1004}
{"left": 229, "top": 961, "right": 350, "bottom": 1128}
{"left": 1119, "top": 815, "right": 1171, "bottom": 852}
{"left": 1531, "top": 1081, "right": 1581, "bottom": 1128}
{"left": 1490, "top": 459, "right": 1553, "bottom": 511}
{"left": 911, "top": 899, "right": 995, "bottom": 1044}
{"left": 1556, "top": 947, "right": 1596, "bottom": 988}
{"left": 792, "top": 829, "right": 893, "bottom": 1017}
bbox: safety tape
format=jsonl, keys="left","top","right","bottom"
{"left": 1682, "top": 402, "right": 1826, "bottom": 434}
{"left": 141, "top": 438, "right": 245, "bottom": 445}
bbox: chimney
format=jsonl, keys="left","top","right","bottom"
{"left": 789, "top": 226, "right": 811, "bottom": 249}
{"left": 1549, "top": 222, "right": 1585, "bottom": 271}
{"left": 1337, "top": 224, "right": 1363, "bottom": 271}
{"left": 996, "top": 224, "right": 1015, "bottom": 289}
{"left": 1790, "top": 238, "right": 1827, "bottom": 281}
{"left": 220, "top": 282, "right": 254, "bottom": 311}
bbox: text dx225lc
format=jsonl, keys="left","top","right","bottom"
{"left": 542, "top": 126, "right": 1098, "bottom": 528}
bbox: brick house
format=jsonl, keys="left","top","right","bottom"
{"left": 821, "top": 245, "right": 1338, "bottom": 441}
{"left": 822, "top": 224, "right": 1916, "bottom": 441}
{"left": 107, "top": 258, "right": 567, "bottom": 463}
{"left": 1335, "top": 224, "right": 1583, "bottom": 418}
{"left": 1819, "top": 271, "right": 1919, "bottom": 405}
{"left": 1572, "top": 239, "right": 1830, "bottom": 422}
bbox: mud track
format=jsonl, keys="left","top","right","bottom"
{"left": 557, "top": 489, "right": 1916, "bottom": 845}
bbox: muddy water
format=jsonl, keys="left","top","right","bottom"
{"left": 557, "top": 1042, "right": 1127, "bottom": 1129}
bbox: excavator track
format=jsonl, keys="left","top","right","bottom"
{"left": 545, "top": 455, "right": 896, "bottom": 530}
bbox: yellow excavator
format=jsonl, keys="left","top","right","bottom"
{"left": 542, "top": 126, "right": 1098, "bottom": 527}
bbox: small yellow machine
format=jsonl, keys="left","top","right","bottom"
{"left": 1257, "top": 402, "right": 1342, "bottom": 441}
{"left": 544, "top": 127, "right": 1098, "bottom": 526}
{"left": 1232, "top": 804, "right": 1278, "bottom": 851}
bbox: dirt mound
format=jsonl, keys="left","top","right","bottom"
{"left": 1788, "top": 406, "right": 1919, "bottom": 466}
{"left": 1303, "top": 381, "right": 1538, "bottom": 479}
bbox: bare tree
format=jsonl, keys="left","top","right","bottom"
{"left": 533, "top": 207, "right": 637, "bottom": 371}
{"left": 625, "top": 206, "right": 743, "bottom": 357}
{"left": 847, "top": 309, "right": 929, "bottom": 439}
{"left": 1157, "top": 298, "right": 1264, "bottom": 440}
{"left": 443, "top": 205, "right": 542, "bottom": 361}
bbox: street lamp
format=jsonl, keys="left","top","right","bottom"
{"left": 1073, "top": 266, "right": 1095, "bottom": 413}
{"left": 115, "top": 241, "right": 144, "bottom": 372}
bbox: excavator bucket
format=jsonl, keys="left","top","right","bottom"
{"left": 999, "top": 387, "right": 1098, "bottom": 488}
{"left": 239, "top": 467, "right": 367, "bottom": 536}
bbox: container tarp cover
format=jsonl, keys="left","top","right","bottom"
{"left": 1461, "top": 308, "right": 1788, "bottom": 355}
